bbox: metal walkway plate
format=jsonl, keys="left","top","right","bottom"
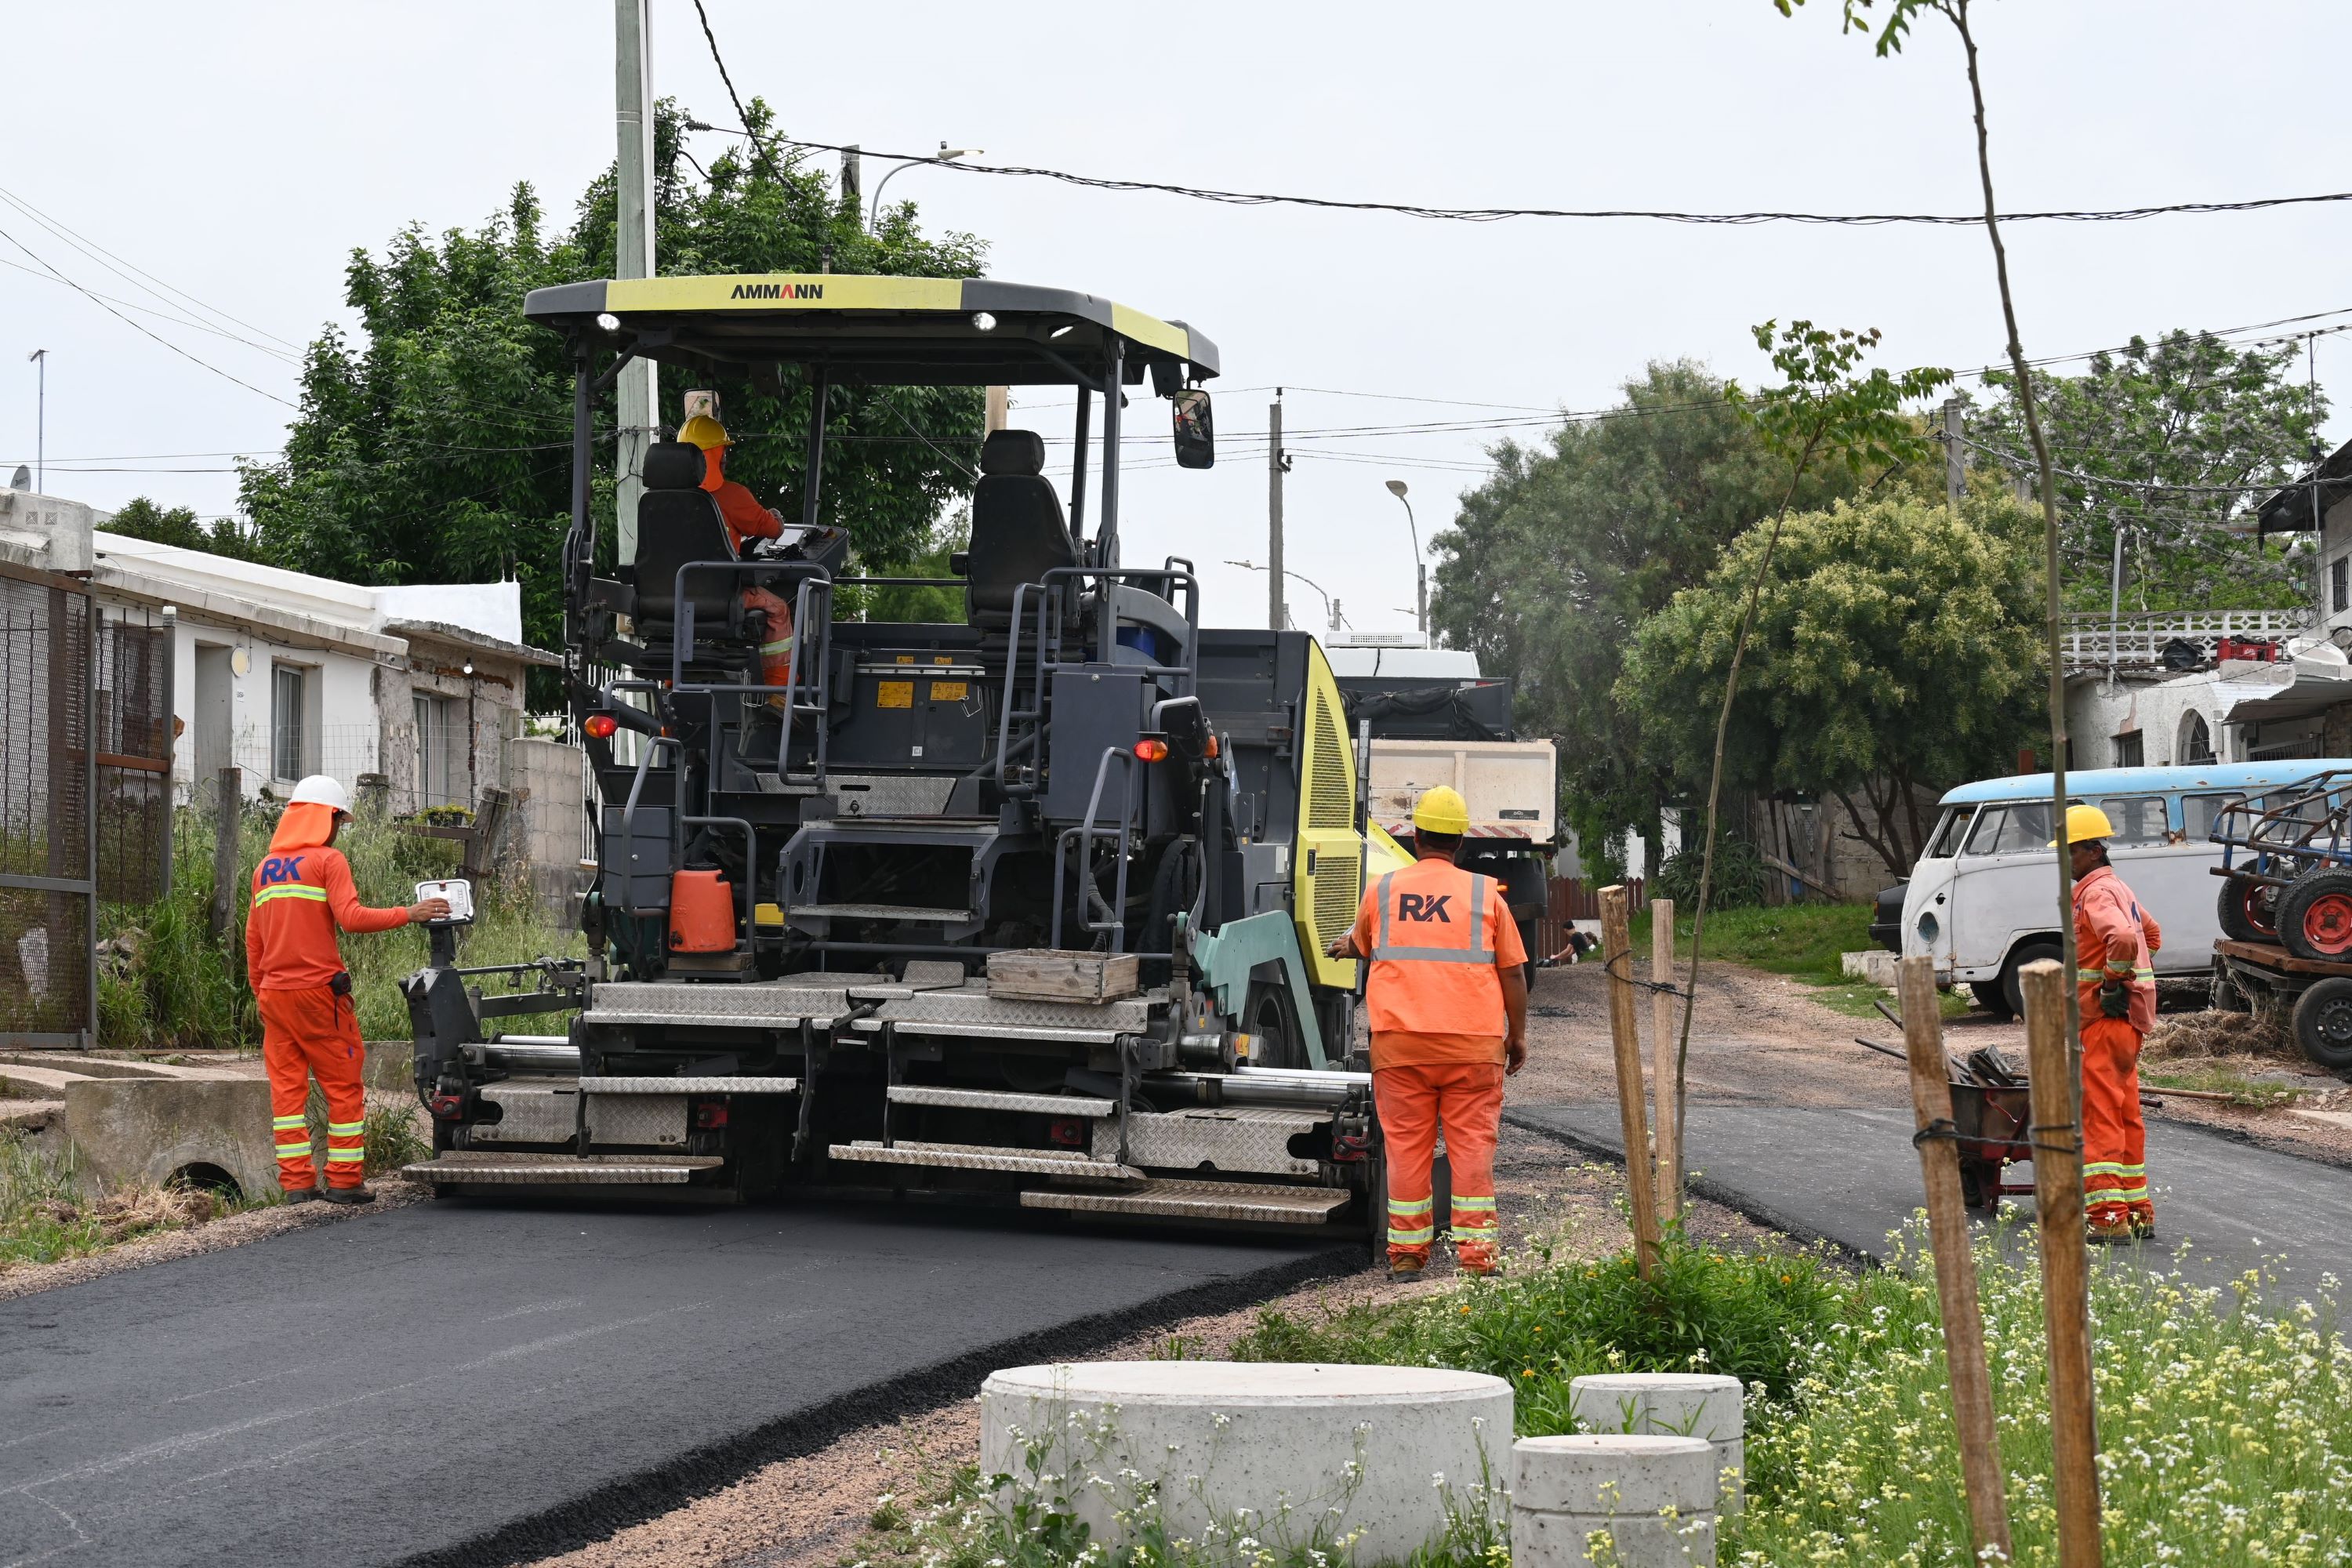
{"left": 827, "top": 1140, "right": 1142, "bottom": 1180}
{"left": 404, "top": 1155, "right": 724, "bottom": 1185}
{"left": 582, "top": 1076, "right": 800, "bottom": 1094}
{"left": 1022, "top": 1178, "right": 1355, "bottom": 1224}
{"left": 584, "top": 980, "right": 848, "bottom": 1029}
{"left": 791, "top": 902, "right": 973, "bottom": 923}
{"left": 887, "top": 1085, "right": 1116, "bottom": 1116}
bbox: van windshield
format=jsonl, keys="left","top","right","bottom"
{"left": 1927, "top": 807, "right": 1974, "bottom": 858}
{"left": 1963, "top": 801, "right": 2053, "bottom": 856}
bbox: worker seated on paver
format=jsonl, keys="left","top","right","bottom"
{"left": 679, "top": 414, "right": 797, "bottom": 753}
{"left": 2056, "top": 804, "right": 2164, "bottom": 1244}
{"left": 1328, "top": 785, "right": 1530, "bottom": 1278}
{"left": 247, "top": 776, "right": 448, "bottom": 1205}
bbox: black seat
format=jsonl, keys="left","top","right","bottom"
{"left": 966, "top": 430, "right": 1078, "bottom": 628}
{"left": 633, "top": 441, "right": 739, "bottom": 643}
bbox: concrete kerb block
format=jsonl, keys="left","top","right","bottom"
{"left": 62, "top": 1078, "right": 278, "bottom": 1203}
{"left": 1571, "top": 1373, "right": 1745, "bottom": 1516}
{"left": 1839, "top": 949, "right": 1900, "bottom": 989}
{"left": 978, "top": 1361, "right": 1513, "bottom": 1564}
{"left": 1513, "top": 1434, "right": 1718, "bottom": 1567}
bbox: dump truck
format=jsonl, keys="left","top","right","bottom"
{"left": 399, "top": 275, "right": 1388, "bottom": 1235}
{"left": 1327, "top": 637, "right": 1558, "bottom": 970}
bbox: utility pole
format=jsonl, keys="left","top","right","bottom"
{"left": 1268, "top": 390, "right": 1288, "bottom": 630}
{"left": 2107, "top": 516, "right": 2125, "bottom": 688}
{"left": 613, "top": 0, "right": 659, "bottom": 567}
{"left": 1942, "top": 396, "right": 1965, "bottom": 510}
{"left": 26, "top": 349, "right": 47, "bottom": 494}
{"left": 840, "top": 145, "right": 862, "bottom": 210}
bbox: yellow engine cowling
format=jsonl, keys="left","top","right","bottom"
{"left": 1293, "top": 641, "right": 1364, "bottom": 991}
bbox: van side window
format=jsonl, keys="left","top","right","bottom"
{"left": 2098, "top": 796, "right": 2169, "bottom": 846}
{"left": 2180, "top": 793, "right": 2235, "bottom": 843}
{"left": 1928, "top": 807, "right": 1975, "bottom": 858}
{"left": 1963, "top": 802, "right": 2051, "bottom": 856}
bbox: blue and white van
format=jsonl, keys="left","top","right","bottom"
{"left": 1900, "top": 761, "right": 2352, "bottom": 1014}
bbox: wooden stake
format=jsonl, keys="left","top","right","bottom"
{"left": 208, "top": 766, "right": 241, "bottom": 941}
{"left": 1650, "top": 898, "right": 1679, "bottom": 1223}
{"left": 1599, "top": 885, "right": 1661, "bottom": 1279}
{"left": 2022, "top": 957, "right": 2103, "bottom": 1567}
{"left": 1899, "top": 956, "right": 2012, "bottom": 1562}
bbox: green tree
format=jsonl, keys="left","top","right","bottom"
{"left": 1427, "top": 361, "right": 1862, "bottom": 879}
{"left": 238, "top": 100, "right": 988, "bottom": 702}
{"left": 102, "top": 496, "right": 274, "bottom": 564}
{"left": 1974, "top": 330, "right": 2325, "bottom": 611}
{"left": 1621, "top": 492, "right": 2042, "bottom": 876}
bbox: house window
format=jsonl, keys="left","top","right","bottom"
{"left": 271, "top": 664, "right": 312, "bottom": 781}
{"left": 415, "top": 693, "right": 466, "bottom": 810}
{"left": 2112, "top": 730, "right": 2144, "bottom": 769}
{"left": 2335, "top": 555, "right": 2347, "bottom": 615}
{"left": 2182, "top": 711, "right": 2217, "bottom": 764}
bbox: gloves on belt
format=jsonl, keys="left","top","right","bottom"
{"left": 2098, "top": 978, "right": 2132, "bottom": 1019}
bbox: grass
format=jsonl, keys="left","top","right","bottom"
{"left": 0, "top": 1134, "right": 249, "bottom": 1271}
{"left": 2143, "top": 1064, "right": 2308, "bottom": 1109}
{"left": 1624, "top": 901, "right": 1964, "bottom": 1022}
{"left": 98, "top": 799, "right": 580, "bottom": 1049}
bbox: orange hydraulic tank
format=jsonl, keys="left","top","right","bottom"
{"left": 668, "top": 869, "right": 738, "bottom": 952}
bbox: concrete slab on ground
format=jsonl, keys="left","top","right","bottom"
{"left": 62, "top": 1077, "right": 278, "bottom": 1202}
{"left": 0, "top": 1199, "right": 1355, "bottom": 1568}
{"left": 1508, "top": 1101, "right": 2352, "bottom": 1289}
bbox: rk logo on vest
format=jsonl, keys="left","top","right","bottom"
{"left": 1396, "top": 892, "right": 1453, "bottom": 923}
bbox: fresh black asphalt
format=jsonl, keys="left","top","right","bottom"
{"left": 0, "top": 1199, "right": 1354, "bottom": 1568}
{"left": 1509, "top": 1101, "right": 2352, "bottom": 1289}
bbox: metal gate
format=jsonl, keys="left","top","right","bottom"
{"left": 1, "top": 558, "right": 95, "bottom": 1046}
{"left": 95, "top": 605, "right": 175, "bottom": 904}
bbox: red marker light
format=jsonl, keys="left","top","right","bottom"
{"left": 1133, "top": 738, "right": 1169, "bottom": 763}
{"left": 584, "top": 713, "right": 619, "bottom": 739}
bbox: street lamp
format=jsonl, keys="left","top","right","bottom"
{"left": 870, "top": 143, "right": 984, "bottom": 230}
{"left": 27, "top": 349, "right": 47, "bottom": 495}
{"left": 1385, "top": 478, "right": 1426, "bottom": 638}
{"left": 1225, "top": 558, "right": 1343, "bottom": 633}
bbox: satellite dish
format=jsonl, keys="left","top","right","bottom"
{"left": 8, "top": 466, "right": 28, "bottom": 492}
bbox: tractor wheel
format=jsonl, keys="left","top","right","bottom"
{"left": 2292, "top": 976, "right": 2352, "bottom": 1076}
{"left": 1999, "top": 939, "right": 2063, "bottom": 1021}
{"left": 2278, "top": 869, "right": 2352, "bottom": 961}
{"left": 2217, "top": 874, "right": 2281, "bottom": 944}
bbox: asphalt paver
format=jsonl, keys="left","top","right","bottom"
{"left": 1509, "top": 1101, "right": 2352, "bottom": 1288}
{"left": 0, "top": 1197, "right": 1353, "bottom": 1568}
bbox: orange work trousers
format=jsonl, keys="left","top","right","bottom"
{"left": 2082, "top": 1014, "right": 2151, "bottom": 1225}
{"left": 259, "top": 985, "right": 368, "bottom": 1191}
{"left": 1374, "top": 1058, "right": 1504, "bottom": 1270}
{"left": 742, "top": 586, "right": 795, "bottom": 695}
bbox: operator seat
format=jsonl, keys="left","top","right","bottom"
{"left": 965, "top": 429, "right": 1079, "bottom": 629}
{"left": 633, "top": 440, "right": 740, "bottom": 647}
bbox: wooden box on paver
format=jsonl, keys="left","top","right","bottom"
{"left": 979, "top": 1361, "right": 1512, "bottom": 1562}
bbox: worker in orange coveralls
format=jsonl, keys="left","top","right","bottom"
{"left": 247, "top": 775, "right": 448, "bottom": 1204}
{"left": 1329, "top": 786, "right": 1529, "bottom": 1278}
{"left": 678, "top": 412, "right": 796, "bottom": 707}
{"left": 2056, "top": 804, "right": 2163, "bottom": 1243}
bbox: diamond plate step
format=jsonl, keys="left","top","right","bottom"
{"left": 1022, "top": 1178, "right": 1356, "bottom": 1224}
{"left": 886, "top": 1085, "right": 1116, "bottom": 1116}
{"left": 581, "top": 1076, "right": 800, "bottom": 1094}
{"left": 827, "top": 1140, "right": 1142, "bottom": 1180}
{"left": 404, "top": 1154, "right": 724, "bottom": 1185}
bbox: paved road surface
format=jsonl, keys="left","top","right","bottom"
{"left": 1509, "top": 1102, "right": 2352, "bottom": 1288}
{"left": 0, "top": 1199, "right": 1353, "bottom": 1568}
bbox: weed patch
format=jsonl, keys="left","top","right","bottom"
{"left": 0, "top": 1134, "right": 241, "bottom": 1270}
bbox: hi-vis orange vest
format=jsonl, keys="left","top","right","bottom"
{"left": 1360, "top": 856, "right": 1508, "bottom": 1036}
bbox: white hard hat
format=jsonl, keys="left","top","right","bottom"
{"left": 288, "top": 775, "right": 354, "bottom": 814}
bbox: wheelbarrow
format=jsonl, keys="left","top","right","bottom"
{"left": 1853, "top": 1031, "right": 2035, "bottom": 1211}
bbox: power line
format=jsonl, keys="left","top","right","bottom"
{"left": 0, "top": 256, "right": 305, "bottom": 363}
{"left": 688, "top": 1, "right": 782, "bottom": 178}
{"left": 683, "top": 126, "right": 2352, "bottom": 229}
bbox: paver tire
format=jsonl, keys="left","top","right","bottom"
{"left": 2291, "top": 975, "right": 2352, "bottom": 1076}
{"left": 2278, "top": 868, "right": 2352, "bottom": 961}
{"left": 2216, "top": 875, "right": 2280, "bottom": 944}
{"left": 1999, "top": 939, "right": 2063, "bottom": 1021}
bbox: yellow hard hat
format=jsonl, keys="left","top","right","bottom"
{"left": 2051, "top": 804, "right": 2114, "bottom": 847}
{"left": 678, "top": 413, "right": 730, "bottom": 452}
{"left": 1412, "top": 786, "right": 1472, "bottom": 836}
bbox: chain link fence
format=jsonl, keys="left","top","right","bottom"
{"left": 1, "top": 560, "right": 94, "bottom": 1044}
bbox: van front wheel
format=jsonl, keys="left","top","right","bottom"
{"left": 1999, "top": 940, "right": 2063, "bottom": 1021}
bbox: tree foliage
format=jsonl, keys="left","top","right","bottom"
{"left": 101, "top": 496, "right": 272, "bottom": 563}
{"left": 1974, "top": 331, "right": 2325, "bottom": 610}
{"left": 1620, "top": 493, "right": 2043, "bottom": 874}
{"left": 238, "top": 100, "right": 988, "bottom": 702}
{"left": 1428, "top": 361, "right": 1864, "bottom": 879}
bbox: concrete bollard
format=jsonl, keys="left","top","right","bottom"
{"left": 978, "top": 1362, "right": 1512, "bottom": 1563}
{"left": 1513, "top": 1434, "right": 1718, "bottom": 1566}
{"left": 1570, "top": 1372, "right": 1745, "bottom": 1515}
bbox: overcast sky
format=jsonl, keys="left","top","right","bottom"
{"left": 7, "top": 2, "right": 2347, "bottom": 643}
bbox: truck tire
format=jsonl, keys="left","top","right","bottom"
{"left": 2217, "top": 874, "right": 2281, "bottom": 944}
{"left": 2278, "top": 869, "right": 2352, "bottom": 961}
{"left": 2292, "top": 976, "right": 2352, "bottom": 1076}
{"left": 1969, "top": 981, "right": 2013, "bottom": 1018}
{"left": 1999, "top": 939, "right": 2063, "bottom": 1021}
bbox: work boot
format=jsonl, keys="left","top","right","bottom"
{"left": 319, "top": 1185, "right": 376, "bottom": 1207}
{"left": 2086, "top": 1209, "right": 2134, "bottom": 1245}
{"left": 1388, "top": 1254, "right": 1428, "bottom": 1280}
{"left": 2129, "top": 1205, "right": 2157, "bottom": 1241}
{"left": 280, "top": 1185, "right": 322, "bottom": 1205}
